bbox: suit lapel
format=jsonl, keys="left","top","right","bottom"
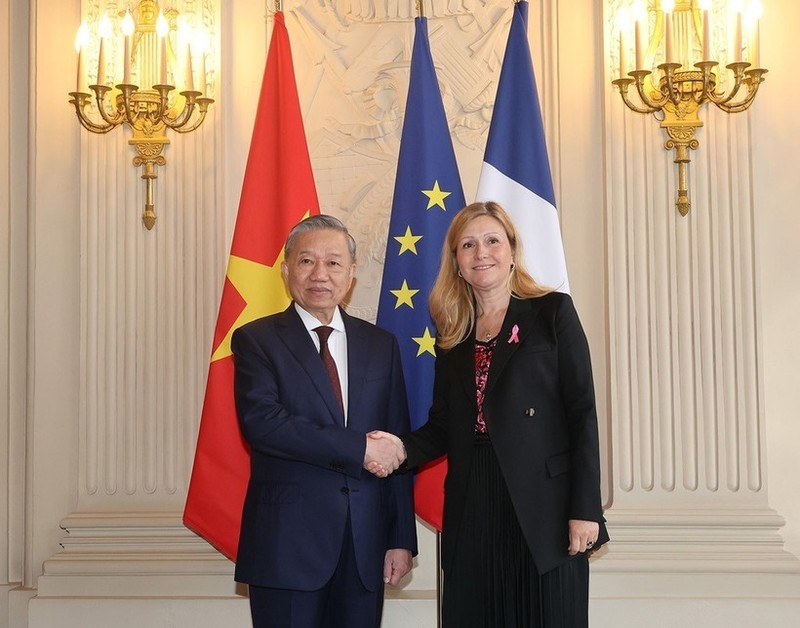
{"left": 277, "top": 304, "right": 344, "bottom": 424}
{"left": 484, "top": 297, "right": 542, "bottom": 396}
{"left": 343, "top": 309, "right": 366, "bottom": 429}
{"left": 450, "top": 336, "right": 476, "bottom": 401}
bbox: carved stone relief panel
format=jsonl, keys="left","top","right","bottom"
{"left": 285, "top": 0, "right": 513, "bottom": 320}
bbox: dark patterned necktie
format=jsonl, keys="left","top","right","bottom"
{"left": 314, "top": 326, "right": 343, "bottom": 414}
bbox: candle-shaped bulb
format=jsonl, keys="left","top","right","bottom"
{"left": 632, "top": 1, "right": 646, "bottom": 70}
{"left": 699, "top": 0, "right": 712, "bottom": 61}
{"left": 121, "top": 10, "right": 134, "bottom": 85}
{"left": 98, "top": 14, "right": 113, "bottom": 41}
{"left": 745, "top": 0, "right": 763, "bottom": 67}
{"left": 746, "top": 0, "right": 764, "bottom": 19}
{"left": 615, "top": 8, "right": 629, "bottom": 78}
{"left": 156, "top": 11, "right": 169, "bottom": 37}
{"left": 97, "top": 14, "right": 112, "bottom": 86}
{"left": 75, "top": 22, "right": 90, "bottom": 92}
{"left": 662, "top": 0, "right": 675, "bottom": 64}
{"left": 178, "top": 21, "right": 194, "bottom": 91}
{"left": 732, "top": 1, "right": 744, "bottom": 63}
{"left": 121, "top": 11, "right": 134, "bottom": 37}
{"left": 157, "top": 11, "right": 169, "bottom": 85}
{"left": 194, "top": 28, "right": 209, "bottom": 94}
{"left": 75, "top": 22, "right": 90, "bottom": 51}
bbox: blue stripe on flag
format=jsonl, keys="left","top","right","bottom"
{"left": 476, "top": 0, "right": 569, "bottom": 294}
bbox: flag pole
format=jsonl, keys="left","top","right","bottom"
{"left": 380, "top": 4, "right": 458, "bottom": 624}
{"left": 411, "top": 4, "right": 439, "bottom": 626}
{"left": 408, "top": 2, "right": 441, "bottom": 625}
{"left": 411, "top": 7, "right": 440, "bottom": 625}
{"left": 436, "top": 528, "right": 443, "bottom": 628}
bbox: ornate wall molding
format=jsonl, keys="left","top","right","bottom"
{"left": 604, "top": 0, "right": 764, "bottom": 505}
{"left": 78, "top": 0, "right": 220, "bottom": 506}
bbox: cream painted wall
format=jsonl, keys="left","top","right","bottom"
{"left": 3, "top": 0, "right": 800, "bottom": 627}
{"left": 753, "top": 0, "right": 800, "bottom": 559}
{"left": 26, "top": 0, "right": 83, "bottom": 588}
{"left": 0, "top": 0, "right": 14, "bottom": 605}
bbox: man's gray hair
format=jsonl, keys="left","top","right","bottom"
{"left": 284, "top": 214, "right": 357, "bottom": 261}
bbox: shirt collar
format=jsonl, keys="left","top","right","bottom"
{"left": 293, "top": 302, "right": 346, "bottom": 335}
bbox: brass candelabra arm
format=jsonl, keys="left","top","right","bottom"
{"left": 162, "top": 91, "right": 202, "bottom": 130}
{"left": 170, "top": 96, "right": 214, "bottom": 133}
{"left": 704, "top": 61, "right": 750, "bottom": 108}
{"left": 115, "top": 83, "right": 140, "bottom": 127}
{"left": 692, "top": 61, "right": 719, "bottom": 105}
{"left": 657, "top": 63, "right": 684, "bottom": 106}
{"left": 151, "top": 84, "right": 175, "bottom": 125}
{"left": 69, "top": 92, "right": 119, "bottom": 134}
{"left": 632, "top": 69, "right": 673, "bottom": 110}
{"left": 90, "top": 85, "right": 126, "bottom": 127}
{"left": 714, "top": 68, "right": 768, "bottom": 113}
{"left": 613, "top": 76, "right": 662, "bottom": 114}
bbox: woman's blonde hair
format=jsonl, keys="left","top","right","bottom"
{"left": 429, "top": 201, "right": 550, "bottom": 349}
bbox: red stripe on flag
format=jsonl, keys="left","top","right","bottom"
{"left": 413, "top": 458, "right": 447, "bottom": 531}
{"left": 211, "top": 277, "right": 246, "bottom": 357}
{"left": 184, "top": 357, "right": 249, "bottom": 558}
{"left": 230, "top": 15, "right": 319, "bottom": 265}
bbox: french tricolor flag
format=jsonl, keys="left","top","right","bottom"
{"left": 476, "top": 0, "right": 570, "bottom": 294}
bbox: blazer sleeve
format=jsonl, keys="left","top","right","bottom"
{"left": 401, "top": 348, "right": 451, "bottom": 469}
{"left": 231, "top": 323, "right": 366, "bottom": 479}
{"left": 555, "top": 295, "right": 604, "bottom": 522}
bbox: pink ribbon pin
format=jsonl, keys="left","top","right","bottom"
{"left": 508, "top": 324, "right": 520, "bottom": 344}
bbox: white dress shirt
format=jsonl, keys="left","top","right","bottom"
{"left": 294, "top": 303, "right": 349, "bottom": 424}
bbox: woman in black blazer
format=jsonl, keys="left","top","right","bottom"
{"left": 397, "top": 201, "right": 608, "bottom": 627}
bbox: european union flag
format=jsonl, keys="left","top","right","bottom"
{"left": 376, "top": 16, "right": 465, "bottom": 530}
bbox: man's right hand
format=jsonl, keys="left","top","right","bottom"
{"left": 363, "top": 431, "right": 406, "bottom": 478}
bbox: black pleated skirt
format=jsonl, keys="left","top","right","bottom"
{"left": 441, "top": 433, "right": 589, "bottom": 628}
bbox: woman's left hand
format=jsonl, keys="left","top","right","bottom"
{"left": 568, "top": 519, "right": 600, "bottom": 555}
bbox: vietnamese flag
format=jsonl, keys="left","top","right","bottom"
{"left": 183, "top": 12, "right": 319, "bottom": 560}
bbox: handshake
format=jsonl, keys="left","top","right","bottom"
{"left": 363, "top": 431, "right": 407, "bottom": 478}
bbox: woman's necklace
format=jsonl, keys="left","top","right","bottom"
{"left": 477, "top": 309, "right": 506, "bottom": 341}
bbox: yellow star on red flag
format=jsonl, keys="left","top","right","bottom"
{"left": 211, "top": 253, "right": 290, "bottom": 362}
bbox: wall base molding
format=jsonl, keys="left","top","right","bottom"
{"left": 588, "top": 506, "right": 800, "bottom": 626}
{"left": 36, "top": 511, "right": 239, "bottom": 597}
{"left": 27, "top": 508, "right": 800, "bottom": 627}
{"left": 29, "top": 511, "right": 439, "bottom": 627}
{"left": 599, "top": 506, "right": 800, "bottom": 573}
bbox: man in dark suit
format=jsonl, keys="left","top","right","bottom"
{"left": 231, "top": 214, "right": 417, "bottom": 628}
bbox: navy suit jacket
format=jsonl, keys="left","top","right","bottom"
{"left": 231, "top": 304, "right": 417, "bottom": 591}
{"left": 403, "top": 292, "right": 608, "bottom": 575}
